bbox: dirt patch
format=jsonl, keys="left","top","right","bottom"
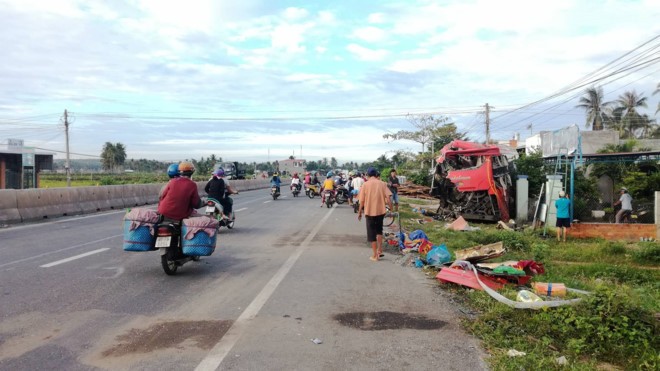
{"left": 333, "top": 311, "right": 447, "bottom": 331}
{"left": 101, "top": 320, "right": 231, "bottom": 357}
{"left": 313, "top": 234, "right": 365, "bottom": 246}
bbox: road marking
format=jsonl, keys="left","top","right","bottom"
{"left": 234, "top": 208, "right": 247, "bottom": 212}
{"left": 0, "top": 234, "right": 121, "bottom": 269}
{"left": 0, "top": 210, "right": 127, "bottom": 233}
{"left": 40, "top": 248, "right": 110, "bottom": 268}
{"left": 195, "top": 206, "right": 336, "bottom": 371}
{"left": 263, "top": 200, "right": 271, "bottom": 204}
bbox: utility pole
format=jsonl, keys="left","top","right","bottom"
{"left": 484, "top": 103, "right": 491, "bottom": 144}
{"left": 63, "top": 109, "right": 71, "bottom": 187}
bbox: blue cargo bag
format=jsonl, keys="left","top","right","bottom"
{"left": 123, "top": 209, "right": 159, "bottom": 252}
{"left": 181, "top": 221, "right": 218, "bottom": 256}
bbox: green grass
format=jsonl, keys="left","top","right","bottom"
{"left": 399, "top": 198, "right": 660, "bottom": 370}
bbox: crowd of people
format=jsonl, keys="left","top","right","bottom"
{"left": 158, "top": 162, "right": 401, "bottom": 263}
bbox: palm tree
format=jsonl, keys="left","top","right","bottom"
{"left": 576, "top": 86, "right": 612, "bottom": 131}
{"left": 654, "top": 82, "right": 660, "bottom": 115}
{"left": 614, "top": 90, "right": 648, "bottom": 138}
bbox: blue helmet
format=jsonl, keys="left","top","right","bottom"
{"left": 167, "top": 163, "right": 180, "bottom": 178}
{"left": 327, "top": 171, "right": 333, "bottom": 177}
{"left": 213, "top": 168, "right": 225, "bottom": 177}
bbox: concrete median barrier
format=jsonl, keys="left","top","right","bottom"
{"left": 0, "top": 189, "right": 21, "bottom": 224}
{"left": 122, "top": 185, "right": 144, "bottom": 208}
{"left": 17, "top": 188, "right": 83, "bottom": 221}
{"left": 76, "top": 186, "right": 106, "bottom": 213}
{"left": 106, "top": 185, "right": 126, "bottom": 210}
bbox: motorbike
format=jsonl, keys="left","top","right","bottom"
{"left": 203, "top": 197, "right": 235, "bottom": 229}
{"left": 154, "top": 219, "right": 199, "bottom": 275}
{"left": 323, "top": 190, "right": 336, "bottom": 208}
{"left": 305, "top": 184, "right": 320, "bottom": 199}
{"left": 291, "top": 183, "right": 302, "bottom": 197}
{"left": 336, "top": 188, "right": 350, "bottom": 204}
{"left": 271, "top": 185, "right": 280, "bottom": 200}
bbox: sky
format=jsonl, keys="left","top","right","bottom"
{"left": 0, "top": 0, "right": 659, "bottom": 164}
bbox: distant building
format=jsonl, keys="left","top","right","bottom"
{"left": 0, "top": 140, "right": 54, "bottom": 189}
{"left": 278, "top": 158, "right": 306, "bottom": 175}
{"left": 525, "top": 128, "right": 660, "bottom": 157}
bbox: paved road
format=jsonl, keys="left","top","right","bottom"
{"left": 0, "top": 189, "right": 487, "bottom": 370}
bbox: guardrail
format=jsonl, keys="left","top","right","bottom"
{"left": 0, "top": 179, "right": 272, "bottom": 224}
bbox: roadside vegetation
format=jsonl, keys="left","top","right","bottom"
{"left": 396, "top": 198, "right": 659, "bottom": 370}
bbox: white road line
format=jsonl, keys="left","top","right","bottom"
{"left": 0, "top": 210, "right": 128, "bottom": 233}
{"left": 0, "top": 234, "right": 122, "bottom": 268}
{"left": 195, "top": 205, "right": 336, "bottom": 371}
{"left": 40, "top": 248, "right": 110, "bottom": 268}
{"left": 263, "top": 200, "right": 271, "bottom": 204}
{"left": 234, "top": 208, "right": 248, "bottom": 212}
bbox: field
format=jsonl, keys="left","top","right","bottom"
{"left": 396, "top": 197, "right": 659, "bottom": 371}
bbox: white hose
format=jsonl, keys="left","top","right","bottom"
{"left": 452, "top": 260, "right": 587, "bottom": 309}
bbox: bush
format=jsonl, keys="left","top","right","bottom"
{"left": 600, "top": 241, "right": 626, "bottom": 255}
{"left": 406, "top": 170, "right": 431, "bottom": 187}
{"left": 632, "top": 242, "right": 660, "bottom": 265}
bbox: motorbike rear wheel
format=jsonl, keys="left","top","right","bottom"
{"left": 161, "top": 255, "right": 178, "bottom": 275}
{"left": 307, "top": 191, "right": 315, "bottom": 199}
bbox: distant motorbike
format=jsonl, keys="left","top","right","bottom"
{"left": 271, "top": 186, "right": 280, "bottom": 200}
{"left": 154, "top": 219, "right": 199, "bottom": 275}
{"left": 335, "top": 188, "right": 350, "bottom": 204}
{"left": 306, "top": 184, "right": 320, "bottom": 199}
{"left": 203, "top": 197, "right": 235, "bottom": 229}
{"left": 323, "top": 190, "right": 335, "bottom": 208}
{"left": 291, "top": 183, "right": 302, "bottom": 197}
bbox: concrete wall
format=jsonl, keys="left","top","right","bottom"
{"left": 0, "top": 179, "right": 271, "bottom": 224}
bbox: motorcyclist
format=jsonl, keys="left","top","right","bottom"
{"left": 271, "top": 172, "right": 282, "bottom": 194}
{"left": 320, "top": 171, "right": 336, "bottom": 207}
{"left": 290, "top": 172, "right": 301, "bottom": 192}
{"left": 159, "top": 163, "right": 181, "bottom": 198}
{"left": 205, "top": 168, "right": 238, "bottom": 218}
{"left": 311, "top": 171, "right": 320, "bottom": 186}
{"left": 158, "top": 161, "right": 203, "bottom": 221}
{"left": 304, "top": 171, "right": 311, "bottom": 185}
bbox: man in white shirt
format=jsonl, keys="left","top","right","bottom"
{"left": 614, "top": 187, "right": 633, "bottom": 223}
{"left": 350, "top": 172, "right": 365, "bottom": 204}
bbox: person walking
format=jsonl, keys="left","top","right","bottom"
{"left": 357, "top": 167, "right": 393, "bottom": 261}
{"left": 554, "top": 190, "right": 571, "bottom": 242}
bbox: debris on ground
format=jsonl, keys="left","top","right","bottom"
{"left": 507, "top": 349, "right": 526, "bottom": 357}
{"left": 311, "top": 338, "right": 323, "bottom": 345}
{"left": 454, "top": 241, "right": 505, "bottom": 262}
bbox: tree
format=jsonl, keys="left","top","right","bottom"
{"left": 330, "top": 157, "right": 338, "bottom": 169}
{"left": 576, "top": 86, "right": 612, "bottom": 131}
{"left": 654, "top": 82, "right": 660, "bottom": 115}
{"left": 613, "top": 90, "right": 648, "bottom": 138}
{"left": 383, "top": 114, "right": 456, "bottom": 168}
{"left": 100, "top": 142, "right": 127, "bottom": 172}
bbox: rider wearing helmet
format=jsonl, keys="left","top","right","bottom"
{"left": 320, "top": 171, "right": 336, "bottom": 207}
{"left": 270, "top": 172, "right": 281, "bottom": 193}
{"left": 167, "top": 163, "right": 180, "bottom": 179}
{"left": 205, "top": 168, "right": 237, "bottom": 217}
{"left": 303, "top": 171, "right": 311, "bottom": 185}
{"left": 158, "top": 161, "right": 203, "bottom": 220}
{"left": 290, "top": 172, "right": 301, "bottom": 192}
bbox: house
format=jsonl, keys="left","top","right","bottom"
{"left": 0, "top": 140, "right": 54, "bottom": 189}
{"left": 278, "top": 158, "right": 307, "bottom": 175}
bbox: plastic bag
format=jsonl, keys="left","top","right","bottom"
{"left": 409, "top": 230, "right": 428, "bottom": 241}
{"left": 426, "top": 244, "right": 451, "bottom": 265}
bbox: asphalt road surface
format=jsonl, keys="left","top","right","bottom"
{"left": 0, "top": 189, "right": 488, "bottom": 370}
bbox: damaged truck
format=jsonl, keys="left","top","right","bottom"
{"left": 430, "top": 140, "right": 516, "bottom": 222}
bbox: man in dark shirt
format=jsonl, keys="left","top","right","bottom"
{"left": 158, "top": 161, "right": 203, "bottom": 220}
{"left": 387, "top": 169, "right": 400, "bottom": 212}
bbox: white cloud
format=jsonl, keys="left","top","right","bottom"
{"left": 367, "top": 12, "right": 386, "bottom": 24}
{"left": 283, "top": 7, "right": 308, "bottom": 20}
{"left": 315, "top": 46, "right": 328, "bottom": 54}
{"left": 271, "top": 23, "right": 308, "bottom": 53}
{"left": 346, "top": 43, "right": 389, "bottom": 62}
{"left": 317, "top": 10, "right": 336, "bottom": 24}
{"left": 352, "top": 26, "right": 387, "bottom": 43}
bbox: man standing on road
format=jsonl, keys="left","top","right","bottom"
{"left": 387, "top": 169, "right": 400, "bottom": 212}
{"left": 554, "top": 190, "right": 570, "bottom": 242}
{"left": 614, "top": 187, "right": 633, "bottom": 223}
{"left": 358, "top": 167, "right": 393, "bottom": 261}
